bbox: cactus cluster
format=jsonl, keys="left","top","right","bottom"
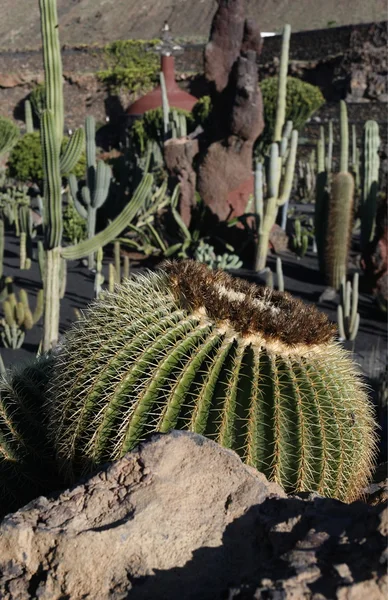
{"left": 1, "top": 284, "right": 44, "bottom": 348}
{"left": 45, "top": 261, "right": 377, "bottom": 502}
{"left": 254, "top": 25, "right": 298, "bottom": 271}
{"left": 194, "top": 241, "right": 242, "bottom": 270}
{"left": 69, "top": 115, "right": 112, "bottom": 269}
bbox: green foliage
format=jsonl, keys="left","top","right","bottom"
{"left": 7, "top": 132, "right": 86, "bottom": 184}
{"left": 130, "top": 107, "right": 194, "bottom": 155}
{"left": 260, "top": 76, "right": 324, "bottom": 143}
{"left": 97, "top": 39, "right": 160, "bottom": 92}
{"left": 63, "top": 197, "right": 87, "bottom": 245}
{"left": 45, "top": 262, "right": 377, "bottom": 501}
{"left": 0, "top": 116, "right": 20, "bottom": 156}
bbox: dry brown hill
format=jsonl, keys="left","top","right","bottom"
{"left": 0, "top": 0, "right": 387, "bottom": 50}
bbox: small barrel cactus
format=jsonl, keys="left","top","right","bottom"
{"left": 47, "top": 261, "right": 377, "bottom": 501}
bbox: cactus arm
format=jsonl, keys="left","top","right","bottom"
{"left": 39, "top": 0, "right": 63, "bottom": 144}
{"left": 268, "top": 143, "right": 281, "bottom": 199}
{"left": 361, "top": 120, "right": 380, "bottom": 247}
{"left": 326, "top": 120, "right": 333, "bottom": 174}
{"left": 60, "top": 128, "right": 85, "bottom": 175}
{"left": 349, "top": 273, "right": 359, "bottom": 334}
{"left": 317, "top": 127, "right": 325, "bottom": 173}
{"left": 273, "top": 24, "right": 291, "bottom": 142}
{"left": 61, "top": 174, "right": 152, "bottom": 260}
{"left": 339, "top": 100, "right": 349, "bottom": 173}
{"left": 85, "top": 115, "right": 96, "bottom": 193}
{"left": 93, "top": 161, "right": 111, "bottom": 209}
{"left": 41, "top": 110, "right": 62, "bottom": 249}
{"left": 278, "top": 130, "right": 298, "bottom": 205}
{"left": 254, "top": 162, "right": 263, "bottom": 233}
{"left": 25, "top": 100, "right": 34, "bottom": 133}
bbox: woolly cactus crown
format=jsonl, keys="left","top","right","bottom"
{"left": 47, "top": 261, "right": 377, "bottom": 502}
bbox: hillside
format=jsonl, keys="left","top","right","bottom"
{"left": 0, "top": 0, "right": 386, "bottom": 50}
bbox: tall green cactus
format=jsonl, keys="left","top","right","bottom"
{"left": 273, "top": 24, "right": 291, "bottom": 142}
{"left": 38, "top": 0, "right": 153, "bottom": 351}
{"left": 46, "top": 261, "right": 377, "bottom": 502}
{"left": 315, "top": 102, "right": 353, "bottom": 286}
{"left": 325, "top": 172, "right": 354, "bottom": 289}
{"left": 361, "top": 120, "right": 380, "bottom": 249}
{"left": 69, "top": 115, "right": 112, "bottom": 269}
{"left": 255, "top": 127, "right": 298, "bottom": 271}
{"left": 254, "top": 24, "right": 298, "bottom": 271}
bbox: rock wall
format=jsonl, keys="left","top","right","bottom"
{"left": 0, "top": 21, "right": 386, "bottom": 133}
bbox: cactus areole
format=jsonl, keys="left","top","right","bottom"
{"left": 48, "top": 261, "right": 377, "bottom": 501}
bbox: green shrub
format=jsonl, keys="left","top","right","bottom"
{"left": 7, "top": 132, "right": 86, "bottom": 184}
{"left": 260, "top": 76, "right": 324, "bottom": 140}
{"left": 97, "top": 40, "right": 160, "bottom": 93}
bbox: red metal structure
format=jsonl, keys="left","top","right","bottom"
{"left": 127, "top": 53, "right": 197, "bottom": 116}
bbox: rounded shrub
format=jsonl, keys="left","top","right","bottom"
{"left": 7, "top": 132, "right": 86, "bottom": 184}
{"left": 97, "top": 39, "right": 160, "bottom": 92}
{"left": 47, "top": 261, "right": 377, "bottom": 501}
{"left": 260, "top": 76, "right": 324, "bottom": 140}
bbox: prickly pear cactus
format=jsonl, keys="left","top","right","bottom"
{"left": 47, "top": 261, "right": 377, "bottom": 501}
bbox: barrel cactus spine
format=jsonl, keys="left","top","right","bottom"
{"left": 47, "top": 261, "right": 377, "bottom": 502}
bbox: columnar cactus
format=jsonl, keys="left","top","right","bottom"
{"left": 69, "top": 115, "right": 112, "bottom": 269}
{"left": 47, "top": 261, "right": 377, "bottom": 502}
{"left": 38, "top": 0, "right": 153, "bottom": 351}
{"left": 315, "top": 102, "right": 354, "bottom": 286}
{"left": 361, "top": 120, "right": 380, "bottom": 250}
{"left": 254, "top": 24, "right": 298, "bottom": 271}
{"left": 325, "top": 172, "right": 354, "bottom": 289}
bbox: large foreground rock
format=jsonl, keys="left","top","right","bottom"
{"left": 0, "top": 431, "right": 386, "bottom": 600}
